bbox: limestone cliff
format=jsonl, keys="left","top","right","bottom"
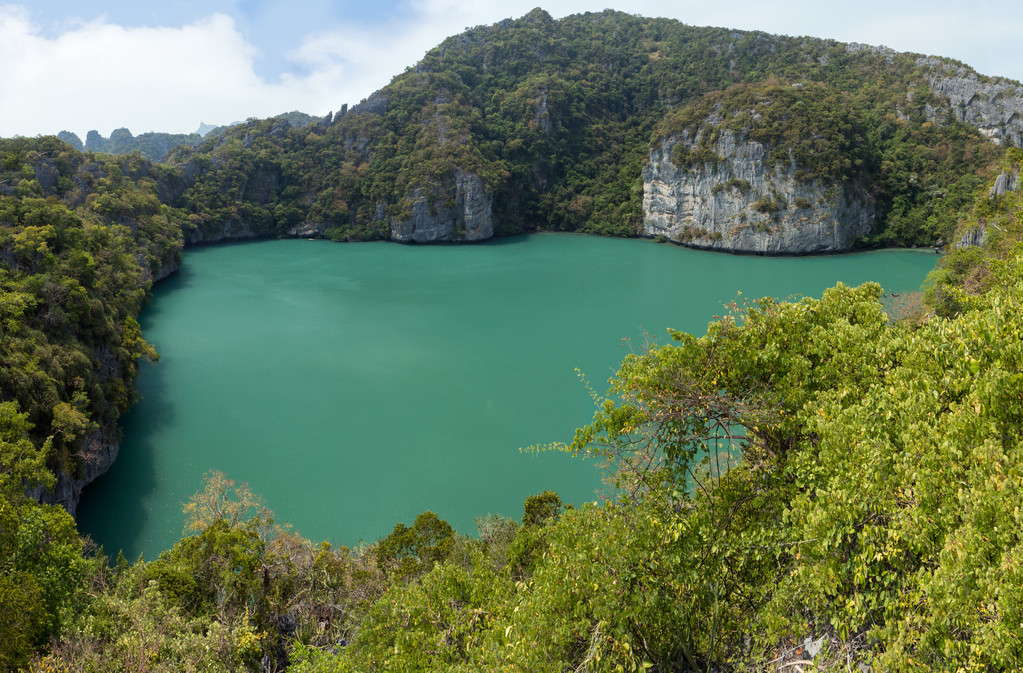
{"left": 28, "top": 345, "right": 127, "bottom": 515}
{"left": 919, "top": 57, "right": 1023, "bottom": 147}
{"left": 956, "top": 164, "right": 1021, "bottom": 249}
{"left": 31, "top": 428, "right": 119, "bottom": 515}
{"left": 643, "top": 129, "right": 874, "bottom": 254}
{"left": 989, "top": 167, "right": 1021, "bottom": 198}
{"left": 388, "top": 171, "right": 495, "bottom": 243}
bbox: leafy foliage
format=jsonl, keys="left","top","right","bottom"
{"left": 657, "top": 81, "right": 872, "bottom": 184}
{"left": 0, "top": 138, "right": 175, "bottom": 475}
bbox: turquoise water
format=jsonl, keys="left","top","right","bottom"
{"left": 77, "top": 234, "right": 937, "bottom": 559}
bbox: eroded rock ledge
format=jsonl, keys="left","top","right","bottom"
{"left": 643, "top": 130, "right": 874, "bottom": 254}
{"left": 920, "top": 57, "right": 1023, "bottom": 148}
{"left": 389, "top": 171, "right": 494, "bottom": 243}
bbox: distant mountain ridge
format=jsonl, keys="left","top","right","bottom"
{"left": 54, "top": 111, "right": 319, "bottom": 162}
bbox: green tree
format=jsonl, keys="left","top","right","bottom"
{"left": 375, "top": 511, "right": 455, "bottom": 581}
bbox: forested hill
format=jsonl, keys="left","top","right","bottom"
{"left": 8, "top": 9, "right": 1021, "bottom": 252}
{"left": 162, "top": 8, "right": 1020, "bottom": 251}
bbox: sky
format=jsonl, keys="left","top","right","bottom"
{"left": 1, "top": 0, "right": 1020, "bottom": 140}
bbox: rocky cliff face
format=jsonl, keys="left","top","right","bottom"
{"left": 30, "top": 343, "right": 126, "bottom": 515}
{"left": 956, "top": 165, "right": 1021, "bottom": 249}
{"left": 989, "top": 167, "right": 1021, "bottom": 198}
{"left": 151, "top": 254, "right": 183, "bottom": 282}
{"left": 957, "top": 224, "right": 987, "bottom": 248}
{"left": 389, "top": 170, "right": 495, "bottom": 243}
{"left": 919, "top": 58, "right": 1023, "bottom": 147}
{"left": 31, "top": 427, "right": 120, "bottom": 515}
{"left": 47, "top": 229, "right": 182, "bottom": 515}
{"left": 643, "top": 130, "right": 874, "bottom": 254}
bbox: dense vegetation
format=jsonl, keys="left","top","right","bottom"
{"left": 0, "top": 136, "right": 184, "bottom": 669}
{"left": 17, "top": 204, "right": 1023, "bottom": 672}
{"left": 925, "top": 147, "right": 1023, "bottom": 315}
{"left": 2, "top": 8, "right": 1023, "bottom": 672}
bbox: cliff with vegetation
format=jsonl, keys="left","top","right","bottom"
{"left": 4, "top": 8, "right": 1023, "bottom": 672}
{"left": 920, "top": 56, "right": 1023, "bottom": 146}
{"left": 42, "top": 12, "right": 1017, "bottom": 254}
{"left": 0, "top": 138, "right": 184, "bottom": 518}
{"left": 148, "top": 9, "right": 1013, "bottom": 253}
{"left": 643, "top": 82, "right": 876, "bottom": 253}
{"left": 924, "top": 147, "right": 1023, "bottom": 315}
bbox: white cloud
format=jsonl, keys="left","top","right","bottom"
{"left": 0, "top": 8, "right": 346, "bottom": 138}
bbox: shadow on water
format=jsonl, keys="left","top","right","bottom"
{"left": 76, "top": 357, "right": 176, "bottom": 560}
{"left": 150, "top": 261, "right": 195, "bottom": 302}
{"left": 76, "top": 267, "right": 195, "bottom": 561}
{"left": 480, "top": 233, "right": 534, "bottom": 247}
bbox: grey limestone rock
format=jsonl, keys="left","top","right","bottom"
{"left": 958, "top": 224, "right": 987, "bottom": 248}
{"left": 31, "top": 158, "right": 60, "bottom": 193}
{"left": 151, "top": 255, "right": 182, "bottom": 282}
{"left": 957, "top": 167, "right": 1019, "bottom": 249}
{"left": 350, "top": 91, "right": 389, "bottom": 117}
{"left": 288, "top": 222, "right": 327, "bottom": 238}
{"left": 31, "top": 427, "right": 120, "bottom": 515}
{"left": 989, "top": 169, "right": 1020, "bottom": 198}
{"left": 389, "top": 170, "right": 494, "bottom": 243}
{"left": 642, "top": 130, "right": 874, "bottom": 254}
{"left": 918, "top": 58, "right": 1023, "bottom": 147}
{"left": 535, "top": 90, "right": 553, "bottom": 132}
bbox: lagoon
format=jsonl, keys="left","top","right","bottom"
{"left": 77, "top": 234, "right": 937, "bottom": 559}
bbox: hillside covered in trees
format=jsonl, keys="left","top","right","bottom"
{"left": 162, "top": 8, "right": 1016, "bottom": 250}
{"left": 2, "top": 8, "right": 1023, "bottom": 671}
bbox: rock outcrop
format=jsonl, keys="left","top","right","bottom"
{"left": 957, "top": 166, "right": 1020, "bottom": 249}
{"left": 957, "top": 224, "right": 987, "bottom": 248}
{"left": 151, "top": 254, "right": 183, "bottom": 282}
{"left": 919, "top": 57, "right": 1023, "bottom": 147}
{"left": 288, "top": 222, "right": 327, "bottom": 238}
{"left": 31, "top": 428, "right": 120, "bottom": 515}
{"left": 989, "top": 168, "right": 1020, "bottom": 198}
{"left": 389, "top": 171, "right": 494, "bottom": 243}
{"left": 643, "top": 130, "right": 874, "bottom": 254}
